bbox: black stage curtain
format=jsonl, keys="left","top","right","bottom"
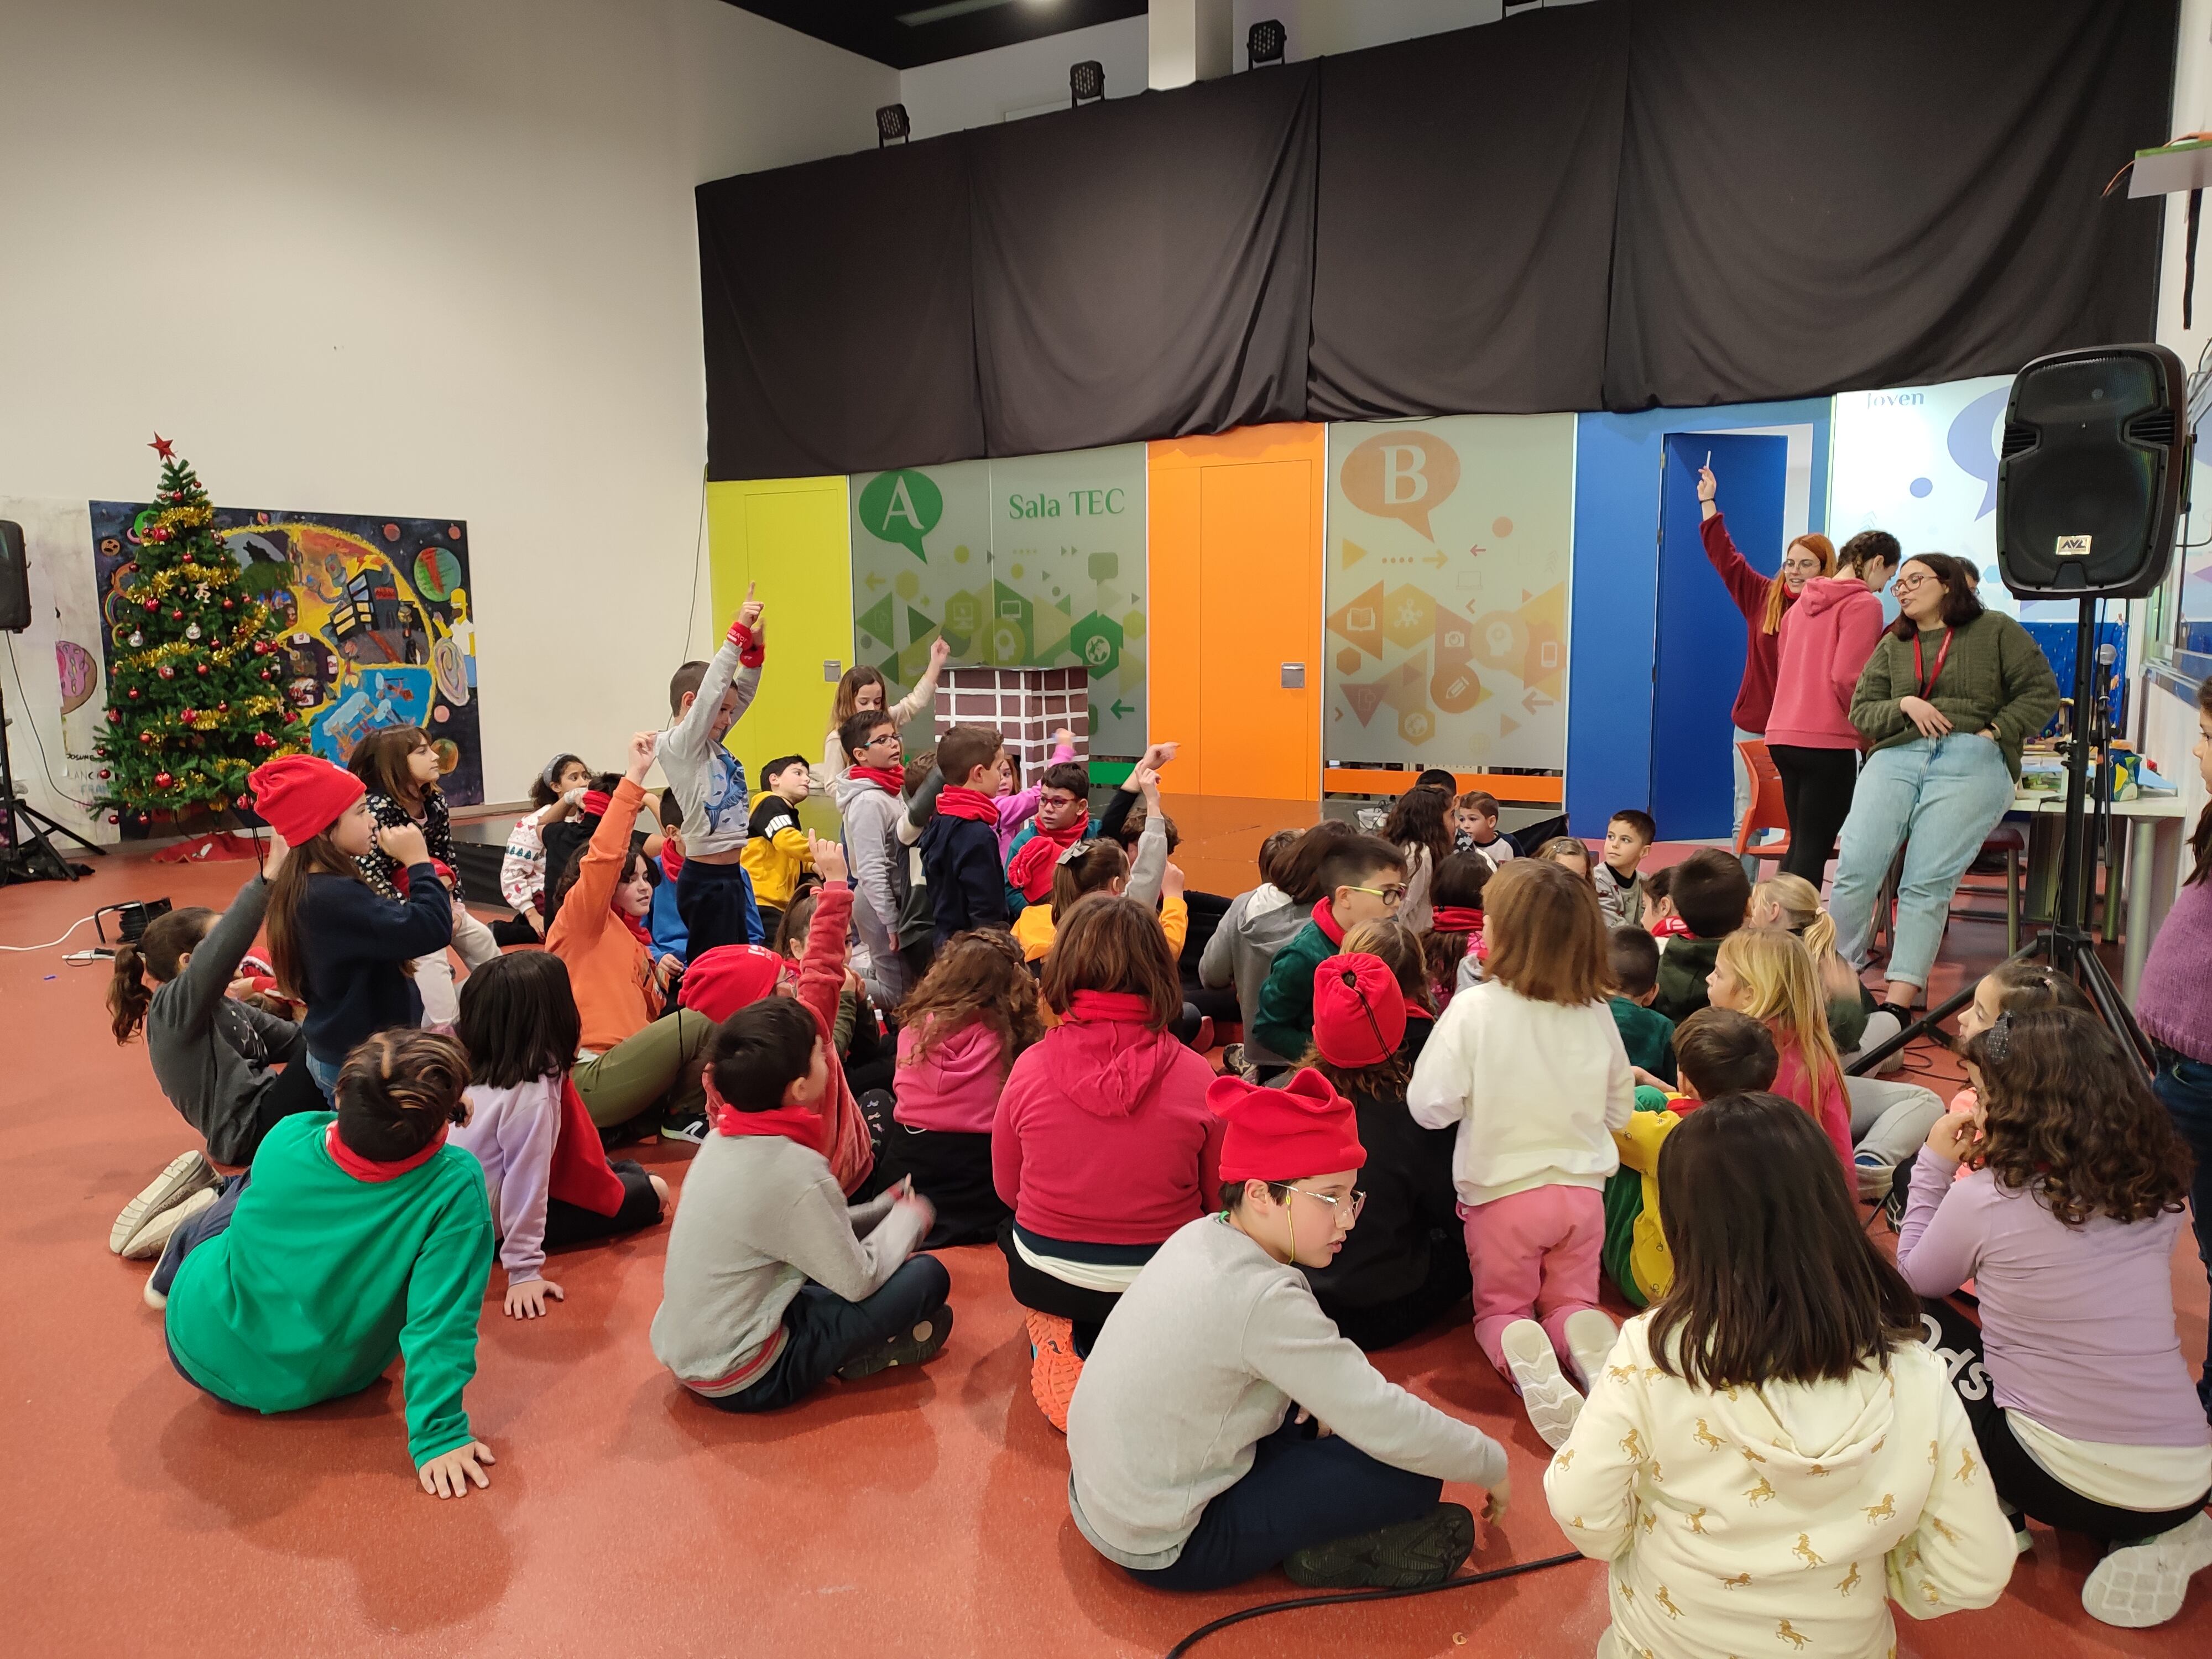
{"left": 698, "top": 138, "right": 984, "bottom": 481}
{"left": 965, "top": 62, "right": 1319, "bottom": 458}
{"left": 1603, "top": 0, "right": 2177, "bottom": 411}
{"left": 1308, "top": 3, "right": 1630, "bottom": 419}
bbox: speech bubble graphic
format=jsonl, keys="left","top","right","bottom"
{"left": 858, "top": 469, "right": 943, "bottom": 561}
{"left": 1946, "top": 385, "right": 2010, "bottom": 521}
{"left": 1340, "top": 430, "right": 1460, "bottom": 541}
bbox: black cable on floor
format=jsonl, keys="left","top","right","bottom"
{"left": 1163, "top": 1551, "right": 1590, "bottom": 1658}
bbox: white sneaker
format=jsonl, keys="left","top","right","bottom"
{"left": 2081, "top": 1510, "right": 2212, "bottom": 1628}
{"left": 1500, "top": 1319, "right": 1584, "bottom": 1449}
{"left": 1563, "top": 1308, "right": 1619, "bottom": 1392}
{"left": 119, "top": 1185, "right": 217, "bottom": 1262}
{"left": 111, "top": 1150, "right": 218, "bottom": 1255}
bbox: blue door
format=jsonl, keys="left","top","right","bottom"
{"left": 1652, "top": 433, "right": 1790, "bottom": 841}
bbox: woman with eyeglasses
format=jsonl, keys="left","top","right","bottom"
{"left": 1695, "top": 463, "right": 1838, "bottom": 877}
{"left": 1824, "top": 553, "right": 2059, "bottom": 1029}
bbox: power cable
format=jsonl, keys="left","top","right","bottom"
{"left": 1162, "top": 1551, "right": 1589, "bottom": 1658}
{"left": 0, "top": 914, "right": 99, "bottom": 952}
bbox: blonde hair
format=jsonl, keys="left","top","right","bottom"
{"left": 1752, "top": 873, "right": 1838, "bottom": 963}
{"left": 1761, "top": 534, "right": 1837, "bottom": 634}
{"left": 1481, "top": 859, "right": 1610, "bottom": 1007}
{"left": 1714, "top": 926, "right": 1843, "bottom": 1128}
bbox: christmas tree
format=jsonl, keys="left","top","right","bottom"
{"left": 97, "top": 436, "right": 305, "bottom": 828}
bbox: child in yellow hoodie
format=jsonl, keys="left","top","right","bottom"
{"left": 1601, "top": 1008, "right": 1776, "bottom": 1308}
{"left": 741, "top": 755, "right": 816, "bottom": 938}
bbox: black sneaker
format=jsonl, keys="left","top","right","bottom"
{"left": 836, "top": 1303, "right": 954, "bottom": 1381}
{"left": 1284, "top": 1502, "right": 1474, "bottom": 1590}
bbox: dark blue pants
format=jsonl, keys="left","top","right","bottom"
{"left": 675, "top": 857, "right": 763, "bottom": 963}
{"left": 1134, "top": 1411, "right": 1443, "bottom": 1591}
{"left": 2151, "top": 1044, "right": 2212, "bottom": 1419}
{"left": 152, "top": 1170, "right": 250, "bottom": 1300}
{"left": 702, "top": 1254, "right": 951, "bottom": 1413}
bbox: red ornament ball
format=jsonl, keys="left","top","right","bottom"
{"left": 235, "top": 794, "right": 251, "bottom": 810}
{"left": 125, "top": 687, "right": 140, "bottom": 700}
{"left": 180, "top": 708, "right": 196, "bottom": 722}
{"left": 98, "top": 769, "right": 111, "bottom": 780}
{"left": 221, "top": 598, "right": 234, "bottom": 611}
{"left": 107, "top": 812, "right": 121, "bottom": 825}
{"left": 139, "top": 732, "right": 157, "bottom": 744}
{"left": 253, "top": 732, "right": 276, "bottom": 749}
{"left": 143, "top": 597, "right": 159, "bottom": 612}
{"left": 156, "top": 665, "right": 174, "bottom": 680}
{"left": 153, "top": 771, "right": 173, "bottom": 790}
{"left": 170, "top": 609, "right": 183, "bottom": 620}
{"left": 259, "top": 670, "right": 272, "bottom": 680}
{"left": 106, "top": 709, "right": 122, "bottom": 724}
{"left": 216, "top": 702, "right": 228, "bottom": 712}
{"left": 195, "top": 663, "right": 209, "bottom": 675}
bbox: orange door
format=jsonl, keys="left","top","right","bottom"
{"left": 1148, "top": 426, "right": 1325, "bottom": 800}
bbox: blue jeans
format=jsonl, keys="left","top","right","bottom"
{"left": 152, "top": 1171, "right": 250, "bottom": 1300}
{"left": 2151, "top": 1046, "right": 2212, "bottom": 1418}
{"left": 1829, "top": 734, "right": 2015, "bottom": 991}
{"left": 1133, "top": 1411, "right": 1443, "bottom": 1591}
{"left": 305, "top": 1052, "right": 342, "bottom": 1102}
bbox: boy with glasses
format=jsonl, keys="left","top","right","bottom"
{"left": 1249, "top": 836, "right": 1408, "bottom": 1081}
{"left": 830, "top": 712, "right": 919, "bottom": 1007}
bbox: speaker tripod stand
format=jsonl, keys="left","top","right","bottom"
{"left": 1847, "top": 595, "right": 2153, "bottom": 1082}
{"left": 0, "top": 674, "right": 102, "bottom": 886}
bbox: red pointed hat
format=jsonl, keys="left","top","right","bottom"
{"left": 246, "top": 754, "right": 363, "bottom": 844}
{"left": 1311, "top": 952, "right": 1406, "bottom": 1068}
{"left": 1208, "top": 1067, "right": 1366, "bottom": 1185}
{"left": 679, "top": 943, "right": 787, "bottom": 1021}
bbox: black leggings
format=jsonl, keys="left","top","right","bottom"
{"left": 1318, "top": 1240, "right": 1473, "bottom": 1353}
{"left": 1770, "top": 743, "right": 1859, "bottom": 884}
{"left": 1918, "top": 1297, "right": 2210, "bottom": 1542}
{"left": 997, "top": 1219, "right": 1130, "bottom": 1358}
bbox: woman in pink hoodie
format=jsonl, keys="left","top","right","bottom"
{"left": 1766, "top": 530, "right": 1900, "bottom": 884}
{"left": 992, "top": 893, "right": 1224, "bottom": 1431}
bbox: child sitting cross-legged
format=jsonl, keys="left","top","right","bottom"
{"left": 1651, "top": 847, "right": 1750, "bottom": 1023}
{"left": 1067, "top": 1068, "right": 1509, "bottom": 1592}
{"left": 1601, "top": 1008, "right": 1776, "bottom": 1310}
{"left": 1250, "top": 834, "right": 1408, "bottom": 1080}
{"left": 1422, "top": 850, "right": 1490, "bottom": 1006}
{"left": 877, "top": 930, "right": 1045, "bottom": 1249}
{"left": 1900, "top": 1007, "right": 2212, "bottom": 1629}
{"left": 993, "top": 894, "right": 1221, "bottom": 1430}
{"left": 649, "top": 985, "right": 950, "bottom": 1413}
{"left": 1606, "top": 925, "right": 1675, "bottom": 1087}
{"left": 1705, "top": 927, "right": 1854, "bottom": 1183}
{"left": 1546, "top": 1092, "right": 2015, "bottom": 1658}
{"left": 1297, "top": 951, "right": 1468, "bottom": 1352}
{"left": 451, "top": 952, "right": 670, "bottom": 1321}
{"left": 150, "top": 1030, "right": 500, "bottom": 1500}
{"left": 1408, "top": 857, "right": 1631, "bottom": 1448}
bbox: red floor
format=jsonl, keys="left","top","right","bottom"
{"left": 2, "top": 833, "right": 2205, "bottom": 1658}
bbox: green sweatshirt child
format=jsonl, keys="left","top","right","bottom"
{"left": 163, "top": 1112, "right": 494, "bottom": 1468}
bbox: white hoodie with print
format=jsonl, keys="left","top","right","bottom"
{"left": 1545, "top": 1313, "right": 2012, "bottom": 1659}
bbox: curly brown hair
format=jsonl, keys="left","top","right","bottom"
{"left": 894, "top": 930, "right": 1043, "bottom": 1073}
{"left": 1961, "top": 1007, "right": 2193, "bottom": 1227}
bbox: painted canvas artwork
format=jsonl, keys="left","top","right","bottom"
{"left": 89, "top": 503, "right": 482, "bottom": 815}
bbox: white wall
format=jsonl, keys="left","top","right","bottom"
{"left": 899, "top": 16, "right": 1150, "bottom": 139}
{"left": 0, "top": 0, "right": 894, "bottom": 824}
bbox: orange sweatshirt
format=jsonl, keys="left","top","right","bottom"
{"left": 546, "top": 777, "right": 661, "bottom": 1052}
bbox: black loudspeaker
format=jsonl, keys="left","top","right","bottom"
{"left": 0, "top": 520, "right": 28, "bottom": 632}
{"left": 1995, "top": 344, "right": 2190, "bottom": 600}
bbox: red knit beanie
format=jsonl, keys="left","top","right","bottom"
{"left": 393, "top": 859, "right": 458, "bottom": 896}
{"left": 247, "top": 755, "right": 364, "bottom": 844}
{"left": 1311, "top": 952, "right": 1406, "bottom": 1067}
{"left": 679, "top": 943, "right": 786, "bottom": 1021}
{"left": 1209, "top": 1068, "right": 1366, "bottom": 1184}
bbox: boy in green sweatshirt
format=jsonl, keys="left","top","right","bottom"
{"left": 153, "top": 1029, "right": 497, "bottom": 1499}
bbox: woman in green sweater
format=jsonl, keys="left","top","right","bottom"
{"left": 1827, "top": 554, "right": 2059, "bottom": 1019}
{"left": 150, "top": 1029, "right": 498, "bottom": 1499}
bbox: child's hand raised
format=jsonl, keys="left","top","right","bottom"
{"left": 378, "top": 822, "right": 430, "bottom": 868}
{"left": 1145, "top": 740, "right": 1180, "bottom": 770}
{"left": 1135, "top": 765, "right": 1162, "bottom": 807}
{"left": 928, "top": 635, "right": 951, "bottom": 670}
{"left": 1696, "top": 465, "right": 1718, "bottom": 504}
{"left": 1053, "top": 726, "right": 1078, "bottom": 751}
{"left": 625, "top": 731, "right": 657, "bottom": 782}
{"left": 1162, "top": 861, "right": 1186, "bottom": 899}
{"left": 808, "top": 832, "right": 848, "bottom": 884}
{"left": 734, "top": 581, "right": 762, "bottom": 634}
{"left": 260, "top": 832, "right": 288, "bottom": 880}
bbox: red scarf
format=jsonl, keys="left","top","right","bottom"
{"left": 615, "top": 905, "right": 654, "bottom": 950}
{"left": 548, "top": 1077, "right": 626, "bottom": 1215}
{"left": 847, "top": 764, "right": 905, "bottom": 795}
{"left": 661, "top": 841, "right": 684, "bottom": 883}
{"left": 1066, "top": 989, "right": 1154, "bottom": 1023}
{"left": 325, "top": 1119, "right": 448, "bottom": 1182}
{"left": 581, "top": 789, "right": 612, "bottom": 818}
{"left": 705, "top": 1074, "right": 823, "bottom": 1151}
{"left": 1006, "top": 816, "right": 1087, "bottom": 902}
{"left": 1313, "top": 896, "right": 1344, "bottom": 946}
{"left": 937, "top": 785, "right": 1001, "bottom": 824}
{"left": 1431, "top": 906, "right": 1484, "bottom": 933}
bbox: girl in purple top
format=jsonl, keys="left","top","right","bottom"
{"left": 2134, "top": 672, "right": 2212, "bottom": 1423}
{"left": 1897, "top": 1006, "right": 2210, "bottom": 1630}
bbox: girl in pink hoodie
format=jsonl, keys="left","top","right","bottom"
{"left": 992, "top": 893, "right": 1224, "bottom": 1431}
{"left": 878, "top": 930, "right": 1045, "bottom": 1249}
{"left": 1766, "top": 530, "right": 1900, "bottom": 884}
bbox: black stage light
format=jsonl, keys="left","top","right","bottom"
{"left": 1070, "top": 60, "right": 1104, "bottom": 107}
{"left": 1248, "top": 20, "right": 1285, "bottom": 67}
{"left": 876, "top": 103, "right": 911, "bottom": 147}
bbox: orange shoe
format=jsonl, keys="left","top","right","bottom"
{"left": 1026, "top": 1312, "right": 1083, "bottom": 1432}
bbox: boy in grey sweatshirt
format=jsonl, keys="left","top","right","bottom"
{"left": 650, "top": 995, "right": 951, "bottom": 1411}
{"left": 1067, "top": 1068, "right": 1509, "bottom": 1592}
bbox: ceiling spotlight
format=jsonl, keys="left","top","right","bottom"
{"left": 876, "top": 103, "right": 911, "bottom": 147}
{"left": 1248, "top": 20, "right": 1286, "bottom": 67}
{"left": 1070, "top": 59, "right": 1104, "bottom": 107}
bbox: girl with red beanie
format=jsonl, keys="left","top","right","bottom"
{"left": 1297, "top": 952, "right": 1468, "bottom": 1352}
{"left": 1066, "top": 1067, "right": 1508, "bottom": 1592}
{"left": 991, "top": 893, "right": 1220, "bottom": 1431}
{"left": 254, "top": 753, "right": 453, "bottom": 1100}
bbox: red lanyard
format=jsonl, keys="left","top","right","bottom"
{"left": 1912, "top": 628, "right": 1954, "bottom": 700}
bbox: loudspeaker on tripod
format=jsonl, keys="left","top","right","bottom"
{"left": 0, "top": 520, "right": 29, "bottom": 633}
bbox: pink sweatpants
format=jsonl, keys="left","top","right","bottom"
{"left": 1459, "top": 1184, "right": 1604, "bottom": 1375}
